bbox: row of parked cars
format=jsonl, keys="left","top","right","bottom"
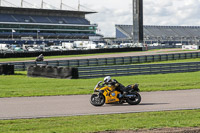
{"left": 0, "top": 41, "right": 144, "bottom": 53}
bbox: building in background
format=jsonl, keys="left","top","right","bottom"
{"left": 116, "top": 25, "right": 200, "bottom": 45}
{"left": 0, "top": 6, "right": 101, "bottom": 45}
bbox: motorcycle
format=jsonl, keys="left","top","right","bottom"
{"left": 35, "top": 56, "right": 44, "bottom": 62}
{"left": 90, "top": 81, "right": 141, "bottom": 106}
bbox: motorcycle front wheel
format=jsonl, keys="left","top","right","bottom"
{"left": 90, "top": 94, "right": 105, "bottom": 106}
{"left": 126, "top": 92, "right": 141, "bottom": 105}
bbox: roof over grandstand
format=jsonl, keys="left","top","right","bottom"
{"left": 0, "top": 6, "right": 96, "bottom": 17}
{"left": 116, "top": 25, "right": 200, "bottom": 39}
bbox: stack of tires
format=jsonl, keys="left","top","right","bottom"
{"left": 0, "top": 64, "right": 14, "bottom": 75}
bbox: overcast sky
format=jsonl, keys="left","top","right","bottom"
{"left": 2, "top": 0, "right": 200, "bottom": 37}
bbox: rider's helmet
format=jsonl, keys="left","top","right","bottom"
{"left": 104, "top": 76, "right": 111, "bottom": 84}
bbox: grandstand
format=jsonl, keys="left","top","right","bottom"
{"left": 0, "top": 6, "right": 101, "bottom": 44}
{"left": 116, "top": 25, "right": 200, "bottom": 44}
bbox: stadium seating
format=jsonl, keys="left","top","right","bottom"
{"left": 116, "top": 25, "right": 200, "bottom": 39}
{"left": 0, "top": 14, "right": 90, "bottom": 25}
{"left": 0, "top": 6, "right": 100, "bottom": 41}
{"left": 30, "top": 16, "right": 51, "bottom": 23}
{"left": 0, "top": 14, "right": 16, "bottom": 22}
{"left": 0, "top": 31, "right": 96, "bottom": 39}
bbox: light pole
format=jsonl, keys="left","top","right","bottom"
{"left": 41, "top": 0, "right": 44, "bottom": 9}
{"left": 11, "top": 29, "right": 15, "bottom": 40}
{"left": 78, "top": 0, "right": 80, "bottom": 11}
{"left": 187, "top": 36, "right": 190, "bottom": 45}
{"left": 157, "top": 36, "right": 159, "bottom": 44}
{"left": 195, "top": 36, "right": 197, "bottom": 45}
{"left": 170, "top": 36, "right": 174, "bottom": 45}
{"left": 60, "top": 0, "right": 63, "bottom": 10}
{"left": 37, "top": 30, "right": 40, "bottom": 40}
{"left": 21, "top": 0, "right": 24, "bottom": 7}
{"left": 181, "top": 36, "right": 183, "bottom": 45}
{"left": 37, "top": 31, "right": 38, "bottom": 40}
{"left": 12, "top": 32, "right": 13, "bottom": 40}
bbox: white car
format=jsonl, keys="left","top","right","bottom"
{"left": 50, "top": 46, "right": 62, "bottom": 51}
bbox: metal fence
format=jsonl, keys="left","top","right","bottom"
{"left": 1, "top": 52, "right": 200, "bottom": 71}
{"left": 78, "top": 62, "right": 200, "bottom": 78}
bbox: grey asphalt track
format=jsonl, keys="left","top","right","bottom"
{"left": 0, "top": 89, "right": 200, "bottom": 120}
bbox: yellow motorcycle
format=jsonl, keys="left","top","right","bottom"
{"left": 90, "top": 81, "right": 141, "bottom": 106}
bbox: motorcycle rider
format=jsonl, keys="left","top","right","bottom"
{"left": 36, "top": 54, "right": 44, "bottom": 62}
{"left": 103, "top": 76, "right": 127, "bottom": 96}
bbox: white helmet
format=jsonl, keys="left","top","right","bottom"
{"left": 104, "top": 76, "right": 111, "bottom": 83}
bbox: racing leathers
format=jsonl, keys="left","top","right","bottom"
{"left": 103, "top": 79, "right": 126, "bottom": 94}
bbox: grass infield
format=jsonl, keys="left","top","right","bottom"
{"left": 0, "top": 109, "right": 200, "bottom": 133}
{"left": 0, "top": 51, "right": 200, "bottom": 132}
{"left": 0, "top": 71, "right": 200, "bottom": 98}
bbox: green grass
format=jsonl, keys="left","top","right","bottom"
{"left": 0, "top": 109, "right": 200, "bottom": 133}
{"left": 158, "top": 49, "right": 200, "bottom": 53}
{"left": 0, "top": 51, "right": 140, "bottom": 62}
{"left": 0, "top": 71, "right": 200, "bottom": 98}
{"left": 141, "top": 58, "right": 200, "bottom": 64}
{"left": 0, "top": 54, "right": 101, "bottom": 62}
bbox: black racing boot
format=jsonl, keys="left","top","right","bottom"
{"left": 122, "top": 91, "right": 127, "bottom": 97}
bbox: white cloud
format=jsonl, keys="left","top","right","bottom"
{"left": 144, "top": 0, "right": 200, "bottom": 27}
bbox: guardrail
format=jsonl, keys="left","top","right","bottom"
{"left": 78, "top": 62, "right": 200, "bottom": 78}
{"left": 1, "top": 52, "right": 200, "bottom": 71}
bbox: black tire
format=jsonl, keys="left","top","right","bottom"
{"left": 90, "top": 94, "right": 105, "bottom": 106}
{"left": 126, "top": 92, "right": 141, "bottom": 105}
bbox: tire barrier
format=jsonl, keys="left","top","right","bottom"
{"left": 0, "top": 64, "right": 14, "bottom": 75}
{"left": 27, "top": 65, "right": 79, "bottom": 79}
{"left": 0, "top": 47, "right": 143, "bottom": 58}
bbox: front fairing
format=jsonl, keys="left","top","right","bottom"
{"left": 93, "top": 82, "right": 120, "bottom": 104}
{"left": 94, "top": 81, "right": 103, "bottom": 92}
{"left": 94, "top": 81, "right": 115, "bottom": 92}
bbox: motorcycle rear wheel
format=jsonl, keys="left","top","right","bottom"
{"left": 90, "top": 94, "right": 105, "bottom": 106}
{"left": 126, "top": 92, "right": 141, "bottom": 105}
